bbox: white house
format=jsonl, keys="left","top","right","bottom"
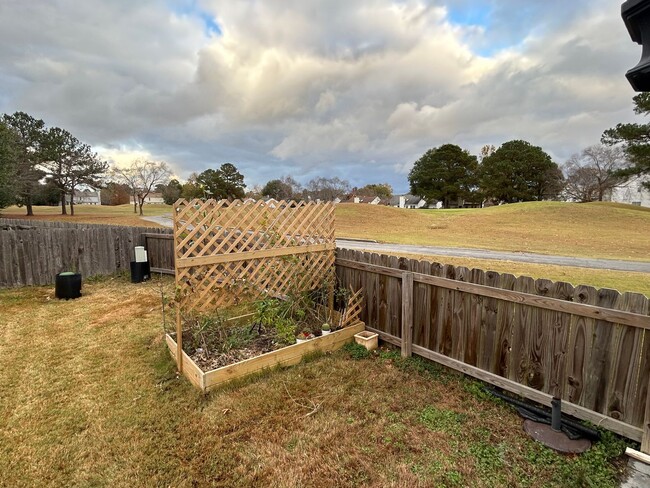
{"left": 390, "top": 194, "right": 429, "bottom": 209}
{"left": 131, "top": 192, "right": 165, "bottom": 205}
{"left": 609, "top": 176, "right": 650, "bottom": 207}
{"left": 66, "top": 189, "right": 101, "bottom": 205}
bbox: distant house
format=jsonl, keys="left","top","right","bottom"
{"left": 389, "top": 194, "right": 429, "bottom": 209}
{"left": 609, "top": 176, "right": 650, "bottom": 207}
{"left": 131, "top": 192, "right": 165, "bottom": 205}
{"left": 66, "top": 189, "right": 101, "bottom": 205}
{"left": 348, "top": 196, "right": 381, "bottom": 205}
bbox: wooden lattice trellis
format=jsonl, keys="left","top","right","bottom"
{"left": 173, "top": 198, "right": 336, "bottom": 314}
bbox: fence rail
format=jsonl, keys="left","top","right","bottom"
{"left": 0, "top": 218, "right": 172, "bottom": 287}
{"left": 336, "top": 249, "right": 650, "bottom": 450}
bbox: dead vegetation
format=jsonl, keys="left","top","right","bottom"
{"left": 0, "top": 275, "right": 631, "bottom": 487}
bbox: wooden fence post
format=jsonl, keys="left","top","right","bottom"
{"left": 401, "top": 271, "right": 413, "bottom": 358}
{"left": 176, "top": 306, "right": 183, "bottom": 373}
{"left": 643, "top": 375, "right": 650, "bottom": 454}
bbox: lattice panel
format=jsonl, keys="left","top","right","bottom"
{"left": 173, "top": 199, "right": 336, "bottom": 312}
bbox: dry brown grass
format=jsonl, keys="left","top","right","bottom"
{"left": 335, "top": 201, "right": 650, "bottom": 262}
{"left": 0, "top": 276, "right": 630, "bottom": 487}
{"left": 0, "top": 203, "right": 170, "bottom": 228}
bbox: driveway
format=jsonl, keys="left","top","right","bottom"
{"left": 336, "top": 239, "right": 650, "bottom": 273}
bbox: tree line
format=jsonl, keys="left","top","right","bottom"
{"left": 410, "top": 141, "right": 644, "bottom": 209}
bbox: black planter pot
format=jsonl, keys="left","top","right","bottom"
{"left": 55, "top": 272, "right": 82, "bottom": 300}
{"left": 130, "top": 261, "right": 150, "bottom": 283}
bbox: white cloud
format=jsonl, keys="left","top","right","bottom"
{"left": 0, "top": 0, "right": 642, "bottom": 192}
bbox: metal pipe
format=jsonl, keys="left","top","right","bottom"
{"left": 486, "top": 388, "right": 600, "bottom": 440}
{"left": 551, "top": 397, "right": 562, "bottom": 432}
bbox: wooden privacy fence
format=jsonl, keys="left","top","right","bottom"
{"left": 336, "top": 249, "right": 650, "bottom": 450}
{"left": 0, "top": 218, "right": 172, "bottom": 287}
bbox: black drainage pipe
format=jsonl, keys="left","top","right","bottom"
{"left": 486, "top": 387, "right": 600, "bottom": 441}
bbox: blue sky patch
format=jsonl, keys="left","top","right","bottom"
{"left": 169, "top": 0, "right": 221, "bottom": 36}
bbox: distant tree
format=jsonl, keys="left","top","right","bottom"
{"left": 602, "top": 93, "right": 650, "bottom": 190}
{"left": 196, "top": 163, "right": 246, "bottom": 200}
{"left": 160, "top": 179, "right": 182, "bottom": 204}
{"left": 479, "top": 144, "right": 496, "bottom": 162}
{"left": 479, "top": 140, "right": 563, "bottom": 203}
{"left": 181, "top": 173, "right": 203, "bottom": 200}
{"left": 304, "top": 176, "right": 350, "bottom": 201}
{"left": 33, "top": 181, "right": 62, "bottom": 206}
{"left": 245, "top": 184, "right": 263, "bottom": 200}
{"left": 0, "top": 120, "right": 20, "bottom": 208}
{"left": 562, "top": 145, "right": 627, "bottom": 202}
{"left": 40, "top": 127, "right": 107, "bottom": 215}
{"left": 1, "top": 112, "right": 46, "bottom": 215}
{"left": 408, "top": 144, "right": 478, "bottom": 208}
{"left": 218, "top": 163, "right": 246, "bottom": 199}
{"left": 361, "top": 183, "right": 393, "bottom": 199}
{"left": 111, "top": 159, "right": 171, "bottom": 215}
{"left": 261, "top": 179, "right": 293, "bottom": 200}
{"left": 101, "top": 182, "right": 131, "bottom": 205}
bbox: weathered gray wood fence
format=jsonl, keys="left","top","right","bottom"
{"left": 0, "top": 218, "right": 172, "bottom": 287}
{"left": 336, "top": 249, "right": 650, "bottom": 450}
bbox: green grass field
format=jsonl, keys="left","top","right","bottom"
{"left": 0, "top": 276, "right": 631, "bottom": 487}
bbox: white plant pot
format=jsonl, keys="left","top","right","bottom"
{"left": 321, "top": 330, "right": 331, "bottom": 336}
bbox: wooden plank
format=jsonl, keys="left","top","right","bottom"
{"left": 413, "top": 260, "right": 431, "bottom": 348}
{"left": 564, "top": 285, "right": 598, "bottom": 405}
{"left": 466, "top": 268, "right": 485, "bottom": 367}
{"left": 479, "top": 271, "right": 500, "bottom": 372}
{"left": 377, "top": 254, "right": 389, "bottom": 333}
{"left": 166, "top": 334, "right": 204, "bottom": 389}
{"left": 492, "top": 273, "right": 516, "bottom": 377}
{"left": 643, "top": 380, "right": 650, "bottom": 453}
{"left": 401, "top": 271, "right": 414, "bottom": 358}
{"left": 585, "top": 288, "right": 621, "bottom": 415}
{"left": 177, "top": 242, "right": 335, "bottom": 268}
{"left": 451, "top": 266, "right": 469, "bottom": 362}
{"left": 336, "top": 258, "right": 650, "bottom": 329}
{"left": 438, "top": 265, "right": 456, "bottom": 356}
{"left": 607, "top": 293, "right": 648, "bottom": 425}
{"left": 388, "top": 255, "right": 401, "bottom": 338}
{"left": 546, "top": 281, "right": 574, "bottom": 398}
{"left": 630, "top": 295, "right": 650, "bottom": 428}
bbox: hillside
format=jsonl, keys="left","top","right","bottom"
{"left": 335, "top": 201, "right": 650, "bottom": 262}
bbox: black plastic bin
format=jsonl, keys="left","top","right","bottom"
{"left": 130, "top": 261, "right": 150, "bottom": 283}
{"left": 55, "top": 272, "right": 82, "bottom": 300}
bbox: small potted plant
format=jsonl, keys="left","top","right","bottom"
{"left": 321, "top": 323, "right": 331, "bottom": 336}
{"left": 295, "top": 331, "right": 313, "bottom": 344}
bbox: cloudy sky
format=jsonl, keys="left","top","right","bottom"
{"left": 0, "top": 0, "right": 642, "bottom": 193}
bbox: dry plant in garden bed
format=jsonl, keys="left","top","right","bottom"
{"left": 178, "top": 285, "right": 359, "bottom": 372}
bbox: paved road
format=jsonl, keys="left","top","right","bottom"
{"left": 336, "top": 239, "right": 650, "bottom": 273}
{"left": 140, "top": 215, "right": 650, "bottom": 273}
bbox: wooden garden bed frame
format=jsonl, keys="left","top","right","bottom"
{"left": 170, "top": 198, "right": 363, "bottom": 390}
{"left": 166, "top": 321, "right": 365, "bottom": 392}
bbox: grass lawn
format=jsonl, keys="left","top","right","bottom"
{"left": 360, "top": 251, "right": 650, "bottom": 297}
{"left": 0, "top": 203, "right": 170, "bottom": 228}
{"left": 336, "top": 201, "right": 650, "bottom": 262}
{"left": 0, "top": 276, "right": 632, "bottom": 487}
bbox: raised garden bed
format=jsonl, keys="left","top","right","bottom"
{"left": 166, "top": 320, "right": 365, "bottom": 392}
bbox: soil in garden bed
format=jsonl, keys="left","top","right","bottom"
{"left": 180, "top": 318, "right": 328, "bottom": 372}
